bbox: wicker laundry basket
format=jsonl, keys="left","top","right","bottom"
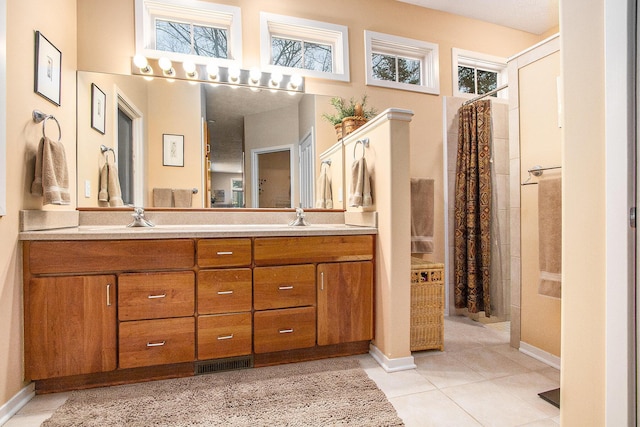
{"left": 410, "top": 258, "right": 445, "bottom": 351}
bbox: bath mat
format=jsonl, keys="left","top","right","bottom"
{"left": 42, "top": 358, "right": 404, "bottom": 426}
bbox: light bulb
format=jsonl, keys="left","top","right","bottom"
{"left": 158, "top": 57, "right": 173, "bottom": 72}
{"left": 289, "top": 73, "right": 303, "bottom": 89}
{"left": 183, "top": 61, "right": 197, "bottom": 78}
{"left": 249, "top": 67, "right": 261, "bottom": 84}
{"left": 270, "top": 71, "right": 283, "bottom": 87}
{"left": 133, "top": 55, "right": 150, "bottom": 73}
{"left": 228, "top": 65, "right": 241, "bottom": 82}
{"left": 206, "top": 63, "right": 219, "bottom": 80}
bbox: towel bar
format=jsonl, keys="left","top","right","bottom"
{"left": 32, "top": 110, "right": 61, "bottom": 142}
{"left": 353, "top": 138, "right": 370, "bottom": 159}
{"left": 521, "top": 164, "right": 562, "bottom": 186}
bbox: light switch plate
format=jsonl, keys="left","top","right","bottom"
{"left": 84, "top": 180, "right": 91, "bottom": 198}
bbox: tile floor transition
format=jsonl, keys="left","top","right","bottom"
{"left": 4, "top": 316, "right": 560, "bottom": 427}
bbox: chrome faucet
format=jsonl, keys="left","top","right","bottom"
{"left": 128, "top": 207, "right": 155, "bottom": 228}
{"left": 289, "top": 207, "right": 309, "bottom": 226}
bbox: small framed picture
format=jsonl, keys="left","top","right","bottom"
{"left": 163, "top": 134, "right": 184, "bottom": 167}
{"left": 34, "top": 31, "right": 62, "bottom": 106}
{"left": 91, "top": 83, "right": 106, "bottom": 134}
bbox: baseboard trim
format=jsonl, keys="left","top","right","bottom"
{"left": 369, "top": 344, "right": 416, "bottom": 372}
{"left": 0, "top": 383, "right": 35, "bottom": 426}
{"left": 519, "top": 341, "right": 561, "bottom": 370}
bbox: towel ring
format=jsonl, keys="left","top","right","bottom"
{"left": 32, "top": 110, "right": 62, "bottom": 142}
{"left": 353, "top": 138, "right": 370, "bottom": 160}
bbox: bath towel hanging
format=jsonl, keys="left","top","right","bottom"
{"left": 98, "top": 150, "right": 124, "bottom": 207}
{"left": 153, "top": 188, "right": 173, "bottom": 207}
{"left": 538, "top": 176, "right": 562, "bottom": 299}
{"left": 173, "top": 188, "right": 193, "bottom": 208}
{"left": 410, "top": 178, "right": 434, "bottom": 253}
{"left": 31, "top": 136, "right": 70, "bottom": 205}
{"left": 315, "top": 162, "right": 333, "bottom": 208}
{"left": 348, "top": 139, "right": 372, "bottom": 207}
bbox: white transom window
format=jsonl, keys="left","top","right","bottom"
{"left": 135, "top": 0, "right": 242, "bottom": 67}
{"left": 260, "top": 12, "right": 350, "bottom": 82}
{"left": 364, "top": 30, "right": 440, "bottom": 95}
{"left": 452, "top": 48, "right": 507, "bottom": 100}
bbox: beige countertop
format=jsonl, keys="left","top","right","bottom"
{"left": 19, "top": 223, "right": 377, "bottom": 241}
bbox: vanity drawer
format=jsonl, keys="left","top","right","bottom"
{"left": 27, "top": 239, "right": 195, "bottom": 274}
{"left": 118, "top": 271, "right": 195, "bottom": 321}
{"left": 119, "top": 317, "right": 195, "bottom": 369}
{"left": 197, "top": 238, "right": 252, "bottom": 268}
{"left": 198, "top": 269, "right": 252, "bottom": 314}
{"left": 253, "top": 307, "right": 316, "bottom": 353}
{"left": 254, "top": 235, "right": 374, "bottom": 266}
{"left": 197, "top": 313, "right": 252, "bottom": 360}
{"left": 253, "top": 264, "right": 316, "bottom": 310}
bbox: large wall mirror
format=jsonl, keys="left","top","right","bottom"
{"left": 77, "top": 70, "right": 334, "bottom": 209}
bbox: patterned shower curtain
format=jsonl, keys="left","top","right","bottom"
{"left": 454, "top": 100, "right": 492, "bottom": 316}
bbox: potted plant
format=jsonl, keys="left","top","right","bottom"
{"left": 322, "top": 95, "right": 377, "bottom": 140}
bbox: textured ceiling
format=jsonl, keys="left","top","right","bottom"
{"left": 397, "top": 0, "right": 559, "bottom": 35}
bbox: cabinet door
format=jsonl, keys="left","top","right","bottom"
{"left": 317, "top": 261, "right": 373, "bottom": 346}
{"left": 27, "top": 275, "right": 117, "bottom": 380}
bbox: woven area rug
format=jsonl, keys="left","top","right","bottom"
{"left": 42, "top": 358, "right": 404, "bottom": 426}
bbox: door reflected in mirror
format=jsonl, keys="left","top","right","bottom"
{"left": 76, "top": 70, "right": 336, "bottom": 209}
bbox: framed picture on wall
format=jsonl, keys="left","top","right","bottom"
{"left": 163, "top": 134, "right": 184, "bottom": 167}
{"left": 34, "top": 31, "right": 61, "bottom": 106}
{"left": 91, "top": 83, "right": 106, "bottom": 134}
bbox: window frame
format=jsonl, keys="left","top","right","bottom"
{"left": 260, "top": 12, "right": 350, "bottom": 82}
{"left": 135, "top": 0, "right": 242, "bottom": 67}
{"left": 452, "top": 48, "right": 507, "bottom": 101}
{"left": 364, "top": 30, "right": 440, "bottom": 95}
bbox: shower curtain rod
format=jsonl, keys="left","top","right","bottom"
{"left": 462, "top": 84, "right": 509, "bottom": 105}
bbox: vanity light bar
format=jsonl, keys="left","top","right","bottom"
{"left": 131, "top": 57, "right": 304, "bottom": 93}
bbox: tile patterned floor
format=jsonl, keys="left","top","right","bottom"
{"left": 4, "top": 316, "right": 560, "bottom": 426}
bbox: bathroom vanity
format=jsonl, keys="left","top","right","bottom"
{"left": 21, "top": 224, "right": 375, "bottom": 393}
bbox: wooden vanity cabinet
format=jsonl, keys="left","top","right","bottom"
{"left": 253, "top": 264, "right": 317, "bottom": 353}
{"left": 118, "top": 271, "right": 196, "bottom": 369}
{"left": 23, "top": 239, "right": 196, "bottom": 388}
{"left": 23, "top": 234, "right": 375, "bottom": 390}
{"left": 196, "top": 239, "right": 253, "bottom": 360}
{"left": 317, "top": 261, "right": 374, "bottom": 345}
{"left": 253, "top": 235, "right": 375, "bottom": 363}
{"left": 26, "top": 275, "right": 117, "bottom": 380}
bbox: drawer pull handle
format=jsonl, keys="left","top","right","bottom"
{"left": 216, "top": 251, "right": 233, "bottom": 255}
{"left": 278, "top": 286, "right": 294, "bottom": 290}
{"left": 279, "top": 328, "right": 294, "bottom": 334}
{"left": 106, "top": 284, "right": 111, "bottom": 306}
{"left": 217, "top": 290, "right": 234, "bottom": 295}
{"left": 217, "top": 334, "right": 234, "bottom": 340}
{"left": 148, "top": 294, "right": 166, "bottom": 299}
{"left": 147, "top": 341, "right": 166, "bottom": 347}
{"left": 321, "top": 272, "right": 325, "bottom": 291}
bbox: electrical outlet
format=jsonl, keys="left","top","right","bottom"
{"left": 84, "top": 180, "right": 91, "bottom": 198}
